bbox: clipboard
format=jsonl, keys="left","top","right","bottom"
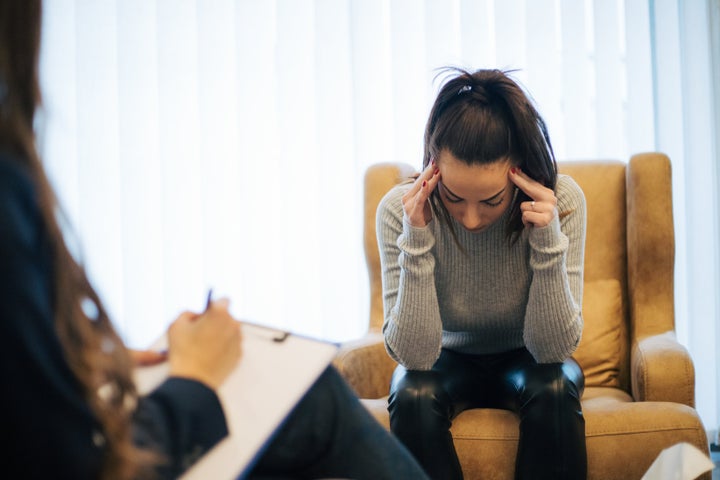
{"left": 134, "top": 321, "right": 339, "bottom": 479}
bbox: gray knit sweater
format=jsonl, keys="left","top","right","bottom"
{"left": 377, "top": 174, "right": 586, "bottom": 370}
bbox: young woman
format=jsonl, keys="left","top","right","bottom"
{"left": 0, "top": 2, "right": 428, "bottom": 479}
{"left": 377, "top": 68, "right": 587, "bottom": 479}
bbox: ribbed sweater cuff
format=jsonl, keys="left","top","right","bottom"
{"left": 399, "top": 216, "right": 435, "bottom": 253}
{"left": 529, "top": 215, "right": 563, "bottom": 250}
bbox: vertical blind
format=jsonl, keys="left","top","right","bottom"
{"left": 38, "top": 0, "right": 718, "bottom": 436}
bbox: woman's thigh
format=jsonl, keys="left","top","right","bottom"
{"left": 424, "top": 348, "right": 583, "bottom": 415}
{"left": 390, "top": 348, "right": 531, "bottom": 416}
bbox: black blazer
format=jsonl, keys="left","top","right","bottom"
{"left": 0, "top": 153, "right": 227, "bottom": 479}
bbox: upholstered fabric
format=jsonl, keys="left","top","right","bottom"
{"left": 334, "top": 153, "right": 710, "bottom": 480}
{"left": 573, "top": 279, "right": 624, "bottom": 388}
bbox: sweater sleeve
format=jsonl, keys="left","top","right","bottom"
{"left": 523, "top": 175, "right": 587, "bottom": 363}
{"left": 133, "top": 378, "right": 228, "bottom": 477}
{"left": 376, "top": 185, "right": 442, "bottom": 370}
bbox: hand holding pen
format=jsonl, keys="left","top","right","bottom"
{"left": 129, "top": 290, "right": 216, "bottom": 366}
{"left": 166, "top": 289, "right": 243, "bottom": 391}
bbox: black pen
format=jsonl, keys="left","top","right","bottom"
{"left": 204, "top": 288, "right": 213, "bottom": 312}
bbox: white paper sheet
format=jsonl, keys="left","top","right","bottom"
{"left": 641, "top": 442, "right": 715, "bottom": 480}
{"left": 134, "top": 323, "right": 339, "bottom": 480}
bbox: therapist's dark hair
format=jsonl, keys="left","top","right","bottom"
{"left": 0, "top": 1, "right": 159, "bottom": 478}
{"left": 422, "top": 68, "right": 558, "bottom": 242}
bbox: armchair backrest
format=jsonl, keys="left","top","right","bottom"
{"left": 364, "top": 162, "right": 417, "bottom": 333}
{"left": 363, "top": 153, "right": 676, "bottom": 394}
{"left": 559, "top": 161, "right": 631, "bottom": 390}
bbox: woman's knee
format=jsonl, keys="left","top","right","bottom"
{"left": 561, "top": 357, "right": 584, "bottom": 394}
{"left": 388, "top": 367, "right": 452, "bottom": 426}
{"left": 514, "top": 359, "right": 584, "bottom": 406}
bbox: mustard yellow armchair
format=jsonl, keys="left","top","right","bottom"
{"left": 334, "top": 153, "right": 710, "bottom": 480}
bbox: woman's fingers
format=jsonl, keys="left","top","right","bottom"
{"left": 509, "top": 167, "right": 554, "bottom": 202}
{"left": 520, "top": 202, "right": 555, "bottom": 228}
{"left": 129, "top": 349, "right": 168, "bottom": 366}
{"left": 402, "top": 160, "right": 440, "bottom": 227}
{"left": 509, "top": 168, "right": 557, "bottom": 228}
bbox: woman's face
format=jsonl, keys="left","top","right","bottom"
{"left": 436, "top": 150, "right": 514, "bottom": 233}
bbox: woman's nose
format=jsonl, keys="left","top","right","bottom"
{"left": 461, "top": 207, "right": 484, "bottom": 231}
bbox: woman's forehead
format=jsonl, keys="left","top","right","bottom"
{"left": 438, "top": 152, "right": 511, "bottom": 198}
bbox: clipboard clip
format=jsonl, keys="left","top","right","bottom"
{"left": 241, "top": 321, "right": 290, "bottom": 343}
{"left": 268, "top": 331, "right": 289, "bottom": 343}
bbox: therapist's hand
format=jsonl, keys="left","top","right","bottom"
{"left": 167, "top": 298, "right": 242, "bottom": 391}
{"left": 129, "top": 349, "right": 167, "bottom": 366}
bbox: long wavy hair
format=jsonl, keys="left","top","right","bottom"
{"left": 423, "top": 68, "right": 558, "bottom": 242}
{"left": 0, "top": 1, "right": 157, "bottom": 478}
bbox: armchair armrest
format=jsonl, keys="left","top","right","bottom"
{"left": 332, "top": 333, "right": 396, "bottom": 399}
{"left": 631, "top": 332, "right": 695, "bottom": 407}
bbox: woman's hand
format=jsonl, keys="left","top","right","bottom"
{"left": 509, "top": 167, "right": 557, "bottom": 228}
{"left": 402, "top": 160, "right": 441, "bottom": 227}
{"left": 167, "top": 298, "right": 242, "bottom": 391}
{"left": 129, "top": 349, "right": 167, "bottom": 367}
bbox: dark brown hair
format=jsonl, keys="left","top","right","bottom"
{"left": 0, "top": 1, "right": 158, "bottom": 478}
{"left": 423, "top": 68, "right": 558, "bottom": 241}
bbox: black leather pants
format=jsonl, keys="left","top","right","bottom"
{"left": 388, "top": 348, "right": 587, "bottom": 480}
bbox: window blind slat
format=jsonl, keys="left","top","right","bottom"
{"left": 525, "top": 0, "right": 563, "bottom": 158}
{"left": 494, "top": 0, "right": 526, "bottom": 75}
{"left": 560, "top": 0, "right": 594, "bottom": 159}
{"left": 593, "top": 0, "right": 626, "bottom": 158}
{"left": 390, "top": 0, "right": 427, "bottom": 165}
{"left": 155, "top": 0, "right": 205, "bottom": 323}
{"left": 624, "top": 0, "right": 655, "bottom": 153}
{"left": 76, "top": 0, "right": 125, "bottom": 326}
{"left": 116, "top": 0, "right": 164, "bottom": 343}
{"left": 460, "top": 0, "right": 496, "bottom": 69}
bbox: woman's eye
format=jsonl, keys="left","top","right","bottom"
{"left": 484, "top": 197, "right": 504, "bottom": 207}
{"left": 440, "top": 185, "right": 463, "bottom": 204}
{"left": 444, "top": 193, "right": 463, "bottom": 204}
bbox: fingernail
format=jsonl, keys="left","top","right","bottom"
{"left": 510, "top": 167, "right": 517, "bottom": 174}
{"left": 434, "top": 168, "right": 439, "bottom": 175}
{"left": 431, "top": 158, "right": 436, "bottom": 166}
{"left": 422, "top": 180, "right": 427, "bottom": 187}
